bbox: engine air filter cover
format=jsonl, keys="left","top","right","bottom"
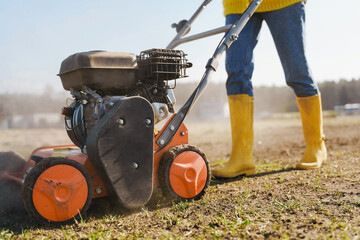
{"left": 138, "top": 48, "right": 189, "bottom": 81}
{"left": 59, "top": 51, "right": 138, "bottom": 91}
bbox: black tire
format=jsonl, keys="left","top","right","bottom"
{"left": 159, "top": 144, "right": 210, "bottom": 202}
{"left": 0, "top": 151, "right": 26, "bottom": 214}
{"left": 22, "top": 157, "right": 92, "bottom": 226}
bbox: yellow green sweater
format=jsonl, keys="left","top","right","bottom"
{"left": 223, "top": 0, "right": 303, "bottom": 15}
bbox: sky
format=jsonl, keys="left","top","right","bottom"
{"left": 1, "top": 0, "right": 360, "bottom": 94}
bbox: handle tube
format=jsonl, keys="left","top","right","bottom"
{"left": 166, "top": 0, "right": 212, "bottom": 50}
{"left": 167, "top": 25, "right": 232, "bottom": 50}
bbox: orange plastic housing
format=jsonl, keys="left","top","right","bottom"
{"left": 169, "top": 151, "right": 208, "bottom": 199}
{"left": 32, "top": 164, "right": 89, "bottom": 222}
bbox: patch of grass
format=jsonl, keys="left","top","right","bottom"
{"left": 278, "top": 176, "right": 284, "bottom": 183}
{"left": 314, "top": 205, "right": 333, "bottom": 217}
{"left": 272, "top": 220, "right": 283, "bottom": 232}
{"left": 172, "top": 201, "right": 192, "bottom": 212}
{"left": 265, "top": 182, "right": 273, "bottom": 189}
{"left": 86, "top": 229, "right": 114, "bottom": 240}
{"left": 273, "top": 200, "right": 300, "bottom": 213}
{"left": 210, "top": 158, "right": 227, "bottom": 168}
{"left": 0, "top": 229, "right": 14, "bottom": 239}
{"left": 256, "top": 161, "right": 284, "bottom": 173}
{"left": 21, "top": 229, "right": 30, "bottom": 239}
{"left": 313, "top": 176, "right": 327, "bottom": 191}
{"left": 61, "top": 227, "right": 78, "bottom": 239}
{"left": 161, "top": 212, "right": 180, "bottom": 229}
{"left": 101, "top": 214, "right": 122, "bottom": 224}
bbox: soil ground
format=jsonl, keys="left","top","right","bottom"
{"left": 0, "top": 115, "right": 359, "bottom": 239}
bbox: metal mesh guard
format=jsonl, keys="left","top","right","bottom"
{"left": 138, "top": 48, "right": 188, "bottom": 81}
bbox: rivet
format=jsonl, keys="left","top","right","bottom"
{"left": 180, "top": 131, "right": 185, "bottom": 136}
{"left": 132, "top": 162, "right": 139, "bottom": 169}
{"left": 170, "top": 125, "right": 175, "bottom": 131}
{"left": 117, "top": 118, "right": 125, "bottom": 126}
{"left": 159, "top": 140, "right": 165, "bottom": 145}
{"left": 145, "top": 119, "right": 152, "bottom": 125}
{"left": 95, "top": 187, "right": 102, "bottom": 194}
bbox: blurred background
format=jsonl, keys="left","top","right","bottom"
{"left": 1, "top": 0, "right": 360, "bottom": 129}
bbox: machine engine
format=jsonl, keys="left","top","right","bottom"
{"left": 59, "top": 48, "right": 190, "bottom": 150}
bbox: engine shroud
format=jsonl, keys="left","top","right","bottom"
{"left": 58, "top": 51, "right": 138, "bottom": 94}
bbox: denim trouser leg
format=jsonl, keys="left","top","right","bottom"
{"left": 225, "top": 14, "right": 263, "bottom": 97}
{"left": 225, "top": 2, "right": 319, "bottom": 97}
{"left": 265, "top": 2, "right": 319, "bottom": 97}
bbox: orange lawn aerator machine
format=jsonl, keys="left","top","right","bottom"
{"left": 0, "top": 0, "right": 262, "bottom": 225}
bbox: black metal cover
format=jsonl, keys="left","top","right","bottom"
{"left": 86, "top": 97, "right": 154, "bottom": 208}
{"left": 58, "top": 51, "right": 138, "bottom": 91}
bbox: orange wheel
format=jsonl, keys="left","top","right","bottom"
{"left": 22, "top": 157, "right": 92, "bottom": 225}
{"left": 159, "top": 144, "right": 210, "bottom": 201}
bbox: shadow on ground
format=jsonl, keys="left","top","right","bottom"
{"left": 210, "top": 167, "right": 299, "bottom": 186}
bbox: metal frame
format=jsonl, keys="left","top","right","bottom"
{"left": 156, "top": 0, "right": 263, "bottom": 150}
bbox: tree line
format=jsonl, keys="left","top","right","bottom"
{"left": 174, "top": 78, "right": 360, "bottom": 115}
{"left": 1, "top": 78, "right": 359, "bottom": 121}
{"left": 252, "top": 79, "right": 360, "bottom": 113}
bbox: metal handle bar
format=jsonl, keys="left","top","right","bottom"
{"left": 167, "top": 25, "right": 232, "bottom": 50}
{"left": 156, "top": 0, "right": 263, "bottom": 150}
{"left": 166, "top": 0, "right": 212, "bottom": 50}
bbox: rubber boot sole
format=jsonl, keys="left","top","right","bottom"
{"left": 212, "top": 168, "right": 255, "bottom": 178}
{"left": 296, "top": 162, "right": 322, "bottom": 170}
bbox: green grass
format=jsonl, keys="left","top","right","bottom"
{"left": 0, "top": 229, "right": 15, "bottom": 239}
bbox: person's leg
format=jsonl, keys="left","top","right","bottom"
{"left": 296, "top": 95, "right": 327, "bottom": 169}
{"left": 225, "top": 13, "right": 263, "bottom": 97}
{"left": 265, "top": 3, "right": 327, "bottom": 169}
{"left": 212, "top": 14, "right": 262, "bottom": 178}
{"left": 265, "top": 2, "right": 318, "bottom": 97}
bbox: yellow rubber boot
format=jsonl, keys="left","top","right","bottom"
{"left": 212, "top": 94, "right": 255, "bottom": 178}
{"left": 296, "top": 95, "right": 327, "bottom": 169}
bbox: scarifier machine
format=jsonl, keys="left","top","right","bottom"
{"left": 0, "top": 0, "right": 262, "bottom": 225}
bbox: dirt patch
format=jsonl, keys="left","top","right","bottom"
{"left": 0, "top": 117, "right": 359, "bottom": 239}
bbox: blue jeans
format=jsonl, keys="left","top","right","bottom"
{"left": 225, "top": 2, "right": 319, "bottom": 97}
